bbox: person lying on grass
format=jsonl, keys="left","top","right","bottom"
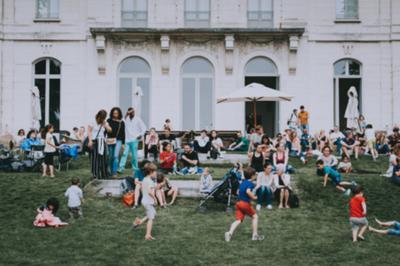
{"left": 316, "top": 159, "right": 354, "bottom": 196}
{"left": 225, "top": 167, "right": 264, "bottom": 242}
{"left": 133, "top": 162, "right": 158, "bottom": 240}
{"left": 156, "top": 172, "right": 178, "bottom": 207}
{"left": 349, "top": 186, "right": 368, "bottom": 242}
{"left": 369, "top": 218, "right": 400, "bottom": 237}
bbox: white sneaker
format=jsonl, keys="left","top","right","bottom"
{"left": 344, "top": 189, "right": 351, "bottom": 196}
{"left": 252, "top": 234, "right": 265, "bottom": 241}
{"left": 266, "top": 205, "right": 272, "bottom": 210}
{"left": 225, "top": 232, "right": 232, "bottom": 242}
{"left": 256, "top": 204, "right": 261, "bottom": 211}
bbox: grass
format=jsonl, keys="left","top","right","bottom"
{"left": 0, "top": 155, "right": 399, "bottom": 265}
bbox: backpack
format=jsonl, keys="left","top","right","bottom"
{"left": 210, "top": 148, "right": 219, "bottom": 160}
{"left": 289, "top": 192, "right": 300, "bottom": 208}
{"left": 120, "top": 176, "right": 135, "bottom": 194}
{"left": 122, "top": 192, "right": 135, "bottom": 207}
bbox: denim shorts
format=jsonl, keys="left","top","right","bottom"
{"left": 350, "top": 217, "right": 368, "bottom": 229}
{"left": 388, "top": 222, "right": 400, "bottom": 236}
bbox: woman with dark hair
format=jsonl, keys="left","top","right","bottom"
{"left": 42, "top": 124, "right": 57, "bottom": 177}
{"left": 88, "top": 110, "right": 112, "bottom": 179}
{"left": 14, "top": 129, "right": 26, "bottom": 148}
{"left": 107, "top": 107, "right": 125, "bottom": 178}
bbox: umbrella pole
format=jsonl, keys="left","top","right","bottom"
{"left": 253, "top": 100, "right": 257, "bottom": 128}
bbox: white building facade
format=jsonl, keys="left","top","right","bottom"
{"left": 0, "top": 0, "right": 399, "bottom": 136}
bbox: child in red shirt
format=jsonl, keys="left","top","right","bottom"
{"left": 349, "top": 186, "right": 368, "bottom": 242}
{"left": 159, "top": 142, "right": 177, "bottom": 174}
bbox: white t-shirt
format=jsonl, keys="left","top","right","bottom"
{"left": 44, "top": 133, "right": 56, "bottom": 153}
{"left": 365, "top": 128, "right": 376, "bottom": 140}
{"left": 91, "top": 124, "right": 106, "bottom": 140}
{"left": 195, "top": 136, "right": 210, "bottom": 147}
{"left": 257, "top": 172, "right": 274, "bottom": 188}
{"left": 141, "top": 177, "right": 155, "bottom": 205}
{"left": 64, "top": 185, "right": 83, "bottom": 208}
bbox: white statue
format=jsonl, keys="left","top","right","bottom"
{"left": 31, "top": 86, "right": 42, "bottom": 129}
{"left": 344, "top": 86, "right": 360, "bottom": 130}
{"left": 132, "top": 85, "right": 143, "bottom": 116}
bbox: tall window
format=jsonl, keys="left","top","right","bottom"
{"left": 184, "top": 0, "right": 210, "bottom": 27}
{"left": 33, "top": 58, "right": 61, "bottom": 130}
{"left": 336, "top": 0, "right": 358, "bottom": 20}
{"left": 118, "top": 57, "right": 151, "bottom": 126}
{"left": 36, "top": 0, "right": 59, "bottom": 19}
{"left": 182, "top": 57, "right": 214, "bottom": 130}
{"left": 247, "top": 0, "right": 273, "bottom": 28}
{"left": 121, "top": 0, "right": 148, "bottom": 27}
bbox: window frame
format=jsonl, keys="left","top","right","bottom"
{"left": 35, "top": 0, "right": 60, "bottom": 20}
{"left": 121, "top": 0, "right": 148, "bottom": 28}
{"left": 184, "top": 0, "right": 211, "bottom": 28}
{"left": 247, "top": 0, "right": 274, "bottom": 28}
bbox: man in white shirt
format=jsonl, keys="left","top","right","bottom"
{"left": 118, "top": 107, "right": 147, "bottom": 175}
{"left": 329, "top": 126, "right": 346, "bottom": 155}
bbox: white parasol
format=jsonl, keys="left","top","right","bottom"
{"left": 31, "top": 86, "right": 42, "bottom": 129}
{"left": 344, "top": 86, "right": 360, "bottom": 129}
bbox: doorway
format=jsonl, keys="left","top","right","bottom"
{"left": 337, "top": 78, "right": 361, "bottom": 130}
{"left": 245, "top": 77, "right": 277, "bottom": 136}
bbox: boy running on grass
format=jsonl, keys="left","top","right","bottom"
{"left": 369, "top": 218, "right": 400, "bottom": 237}
{"left": 225, "top": 167, "right": 264, "bottom": 242}
{"left": 133, "top": 162, "right": 157, "bottom": 240}
{"left": 316, "top": 160, "right": 354, "bottom": 196}
{"left": 349, "top": 186, "right": 368, "bottom": 242}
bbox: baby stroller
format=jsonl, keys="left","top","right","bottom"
{"left": 197, "top": 168, "right": 241, "bottom": 213}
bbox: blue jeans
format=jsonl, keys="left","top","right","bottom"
{"left": 335, "top": 139, "right": 343, "bottom": 155}
{"left": 257, "top": 186, "right": 272, "bottom": 206}
{"left": 108, "top": 140, "right": 122, "bottom": 176}
{"left": 118, "top": 140, "right": 139, "bottom": 174}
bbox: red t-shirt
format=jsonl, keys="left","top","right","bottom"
{"left": 160, "top": 151, "right": 176, "bottom": 169}
{"left": 349, "top": 196, "right": 366, "bottom": 218}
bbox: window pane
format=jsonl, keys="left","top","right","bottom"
{"left": 185, "top": 0, "right": 197, "bottom": 11}
{"left": 49, "top": 0, "right": 59, "bottom": 18}
{"left": 182, "top": 58, "right": 213, "bottom": 74}
{"left": 349, "top": 61, "right": 360, "bottom": 75}
{"left": 199, "top": 78, "right": 213, "bottom": 130}
{"left": 245, "top": 57, "right": 278, "bottom": 76}
{"left": 182, "top": 78, "right": 196, "bottom": 130}
{"left": 137, "top": 78, "right": 150, "bottom": 126}
{"left": 336, "top": 0, "right": 345, "bottom": 18}
{"left": 35, "top": 60, "right": 47, "bottom": 74}
{"left": 334, "top": 60, "right": 347, "bottom": 75}
{"left": 136, "top": 0, "right": 147, "bottom": 11}
{"left": 120, "top": 57, "right": 151, "bottom": 73}
{"left": 34, "top": 79, "right": 46, "bottom": 129}
{"left": 122, "top": 0, "right": 134, "bottom": 11}
{"left": 37, "top": 0, "right": 49, "bottom": 18}
{"left": 248, "top": 0, "right": 258, "bottom": 11}
{"left": 198, "top": 0, "right": 210, "bottom": 11}
{"left": 50, "top": 60, "right": 61, "bottom": 74}
{"left": 119, "top": 78, "right": 133, "bottom": 115}
{"left": 186, "top": 12, "right": 197, "bottom": 20}
{"left": 49, "top": 79, "right": 60, "bottom": 130}
{"left": 198, "top": 12, "right": 209, "bottom": 20}
{"left": 345, "top": 0, "right": 358, "bottom": 18}
{"left": 260, "top": 0, "right": 272, "bottom": 11}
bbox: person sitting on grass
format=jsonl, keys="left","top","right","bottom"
{"left": 200, "top": 167, "right": 213, "bottom": 193}
{"left": 365, "top": 124, "right": 378, "bottom": 161}
{"left": 225, "top": 167, "right": 264, "bottom": 242}
{"left": 369, "top": 218, "right": 400, "bottom": 237}
{"left": 33, "top": 197, "right": 68, "bottom": 228}
{"left": 316, "top": 160, "right": 353, "bottom": 196}
{"left": 248, "top": 144, "right": 265, "bottom": 173}
{"left": 179, "top": 144, "right": 200, "bottom": 175}
{"left": 255, "top": 163, "right": 274, "bottom": 211}
{"left": 156, "top": 172, "right": 178, "bottom": 207}
{"left": 391, "top": 158, "right": 400, "bottom": 185}
{"left": 341, "top": 131, "right": 359, "bottom": 160}
{"left": 274, "top": 164, "right": 292, "bottom": 209}
{"left": 383, "top": 144, "right": 400, "bottom": 178}
{"left": 64, "top": 177, "right": 84, "bottom": 219}
{"left": 338, "top": 155, "right": 353, "bottom": 174}
{"left": 317, "top": 146, "right": 338, "bottom": 169}
{"left": 349, "top": 186, "right": 368, "bottom": 242}
{"left": 193, "top": 130, "right": 211, "bottom": 154}
{"left": 228, "top": 131, "right": 249, "bottom": 152}
{"left": 159, "top": 142, "right": 177, "bottom": 174}
{"left": 133, "top": 162, "right": 158, "bottom": 241}
{"left": 144, "top": 128, "right": 159, "bottom": 161}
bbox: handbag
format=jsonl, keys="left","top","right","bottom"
{"left": 106, "top": 121, "right": 121, "bottom": 145}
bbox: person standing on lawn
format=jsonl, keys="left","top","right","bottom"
{"left": 297, "top": 105, "right": 309, "bottom": 132}
{"left": 349, "top": 186, "right": 368, "bottom": 242}
{"left": 225, "top": 167, "right": 264, "bottom": 242}
{"left": 106, "top": 107, "right": 125, "bottom": 178}
{"left": 64, "top": 177, "right": 84, "bottom": 219}
{"left": 118, "top": 107, "right": 146, "bottom": 175}
{"left": 133, "top": 162, "right": 158, "bottom": 240}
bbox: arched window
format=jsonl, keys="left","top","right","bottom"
{"left": 118, "top": 56, "right": 151, "bottom": 126}
{"left": 33, "top": 58, "right": 61, "bottom": 130}
{"left": 182, "top": 57, "right": 214, "bottom": 130}
{"left": 333, "top": 58, "right": 362, "bottom": 129}
{"left": 245, "top": 56, "right": 278, "bottom": 76}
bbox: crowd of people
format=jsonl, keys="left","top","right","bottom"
{"left": 14, "top": 104, "right": 399, "bottom": 242}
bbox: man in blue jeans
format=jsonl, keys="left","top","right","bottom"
{"left": 118, "top": 107, "right": 147, "bottom": 175}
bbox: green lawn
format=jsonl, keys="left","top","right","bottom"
{"left": 0, "top": 156, "right": 399, "bottom": 265}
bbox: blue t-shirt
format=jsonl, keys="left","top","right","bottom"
{"left": 238, "top": 179, "right": 255, "bottom": 202}
{"left": 323, "top": 166, "right": 342, "bottom": 184}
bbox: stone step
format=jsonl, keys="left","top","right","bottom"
{"left": 88, "top": 179, "right": 219, "bottom": 198}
